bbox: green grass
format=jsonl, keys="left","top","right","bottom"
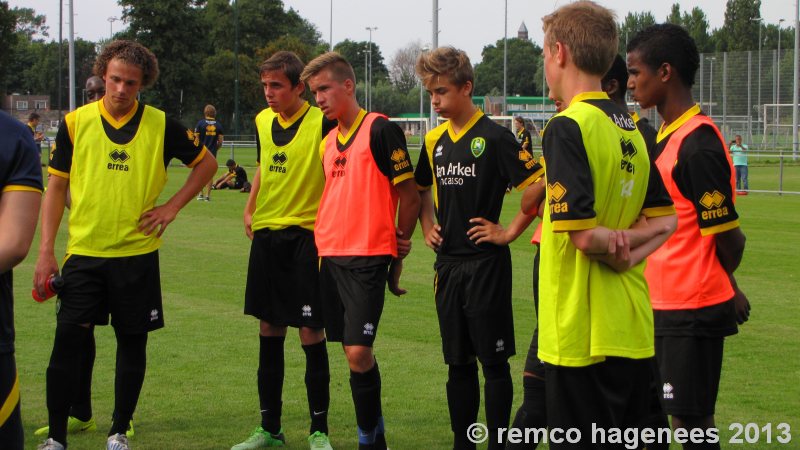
{"left": 11, "top": 168, "right": 800, "bottom": 449}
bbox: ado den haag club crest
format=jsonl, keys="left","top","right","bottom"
{"left": 470, "top": 137, "right": 486, "bottom": 158}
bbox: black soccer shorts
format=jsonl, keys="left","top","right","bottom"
{"left": 58, "top": 251, "right": 164, "bottom": 334}
{"left": 244, "top": 227, "right": 324, "bottom": 329}
{"left": 320, "top": 256, "right": 391, "bottom": 346}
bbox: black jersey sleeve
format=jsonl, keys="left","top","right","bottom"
{"left": 164, "top": 117, "right": 207, "bottom": 167}
{"left": 1, "top": 121, "right": 43, "bottom": 192}
{"left": 322, "top": 117, "right": 337, "bottom": 138}
{"left": 641, "top": 157, "right": 675, "bottom": 217}
{"left": 369, "top": 117, "right": 414, "bottom": 185}
{"left": 49, "top": 116, "right": 74, "bottom": 177}
{"left": 497, "top": 126, "right": 543, "bottom": 190}
{"left": 542, "top": 116, "right": 596, "bottom": 230}
{"left": 414, "top": 142, "right": 433, "bottom": 190}
{"left": 673, "top": 125, "right": 739, "bottom": 234}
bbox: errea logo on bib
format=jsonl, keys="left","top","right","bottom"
{"left": 108, "top": 149, "right": 130, "bottom": 172}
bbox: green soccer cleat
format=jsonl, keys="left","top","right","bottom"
{"left": 34, "top": 416, "right": 97, "bottom": 436}
{"left": 231, "top": 426, "right": 286, "bottom": 449}
{"left": 126, "top": 419, "right": 135, "bottom": 438}
{"left": 308, "top": 431, "right": 333, "bottom": 450}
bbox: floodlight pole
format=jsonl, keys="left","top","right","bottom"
{"left": 234, "top": 0, "right": 240, "bottom": 137}
{"left": 108, "top": 16, "right": 119, "bottom": 40}
{"left": 778, "top": 19, "right": 785, "bottom": 110}
{"left": 366, "top": 27, "right": 377, "bottom": 111}
{"left": 751, "top": 17, "right": 763, "bottom": 130}
{"left": 431, "top": 0, "right": 439, "bottom": 128}
{"left": 707, "top": 57, "right": 715, "bottom": 117}
{"left": 793, "top": 0, "right": 799, "bottom": 160}
{"left": 329, "top": 0, "right": 333, "bottom": 51}
{"left": 503, "top": 0, "right": 508, "bottom": 116}
{"left": 68, "top": 0, "right": 75, "bottom": 111}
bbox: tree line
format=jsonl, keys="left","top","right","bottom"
{"left": 0, "top": 0, "right": 791, "bottom": 134}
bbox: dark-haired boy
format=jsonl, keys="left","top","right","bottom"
{"left": 538, "top": 2, "right": 677, "bottom": 446}
{"left": 233, "top": 50, "right": 336, "bottom": 450}
{"left": 414, "top": 46, "right": 544, "bottom": 450}
{"left": 33, "top": 40, "right": 217, "bottom": 450}
{"left": 627, "top": 23, "right": 750, "bottom": 448}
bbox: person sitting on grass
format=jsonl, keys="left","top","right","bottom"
{"left": 211, "top": 159, "right": 248, "bottom": 192}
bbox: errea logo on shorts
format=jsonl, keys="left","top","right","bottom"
{"left": 663, "top": 382, "right": 674, "bottom": 399}
{"left": 363, "top": 323, "right": 375, "bottom": 336}
{"left": 150, "top": 309, "right": 159, "bottom": 322}
{"left": 496, "top": 339, "right": 505, "bottom": 352}
{"left": 302, "top": 305, "right": 312, "bottom": 317}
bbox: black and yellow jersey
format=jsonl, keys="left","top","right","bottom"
{"left": 632, "top": 112, "right": 657, "bottom": 156}
{"left": 1, "top": 110, "right": 44, "bottom": 354}
{"left": 415, "top": 109, "right": 543, "bottom": 258}
{"left": 516, "top": 127, "right": 532, "bottom": 151}
{"left": 318, "top": 109, "right": 413, "bottom": 186}
{"left": 653, "top": 105, "right": 738, "bottom": 233}
{"left": 49, "top": 100, "right": 206, "bottom": 257}
{"left": 252, "top": 103, "right": 335, "bottom": 231}
{"left": 538, "top": 92, "right": 674, "bottom": 367}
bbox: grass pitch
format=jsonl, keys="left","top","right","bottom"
{"left": 11, "top": 166, "right": 800, "bottom": 449}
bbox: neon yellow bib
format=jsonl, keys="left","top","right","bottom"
{"left": 252, "top": 104, "right": 325, "bottom": 231}
{"left": 68, "top": 102, "right": 167, "bottom": 257}
{"left": 538, "top": 95, "right": 655, "bottom": 367}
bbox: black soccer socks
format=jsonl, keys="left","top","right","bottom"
{"left": 47, "top": 323, "right": 92, "bottom": 444}
{"left": 258, "top": 335, "right": 285, "bottom": 435}
{"left": 350, "top": 361, "right": 383, "bottom": 449}
{"left": 508, "top": 374, "right": 547, "bottom": 449}
{"left": 70, "top": 328, "right": 96, "bottom": 422}
{"left": 447, "top": 362, "right": 480, "bottom": 450}
{"left": 110, "top": 331, "right": 147, "bottom": 436}
{"left": 483, "top": 361, "right": 513, "bottom": 450}
{"left": 302, "top": 339, "right": 330, "bottom": 435}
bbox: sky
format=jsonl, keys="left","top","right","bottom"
{"left": 12, "top": 0, "right": 794, "bottom": 64}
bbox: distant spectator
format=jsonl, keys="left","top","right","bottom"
{"left": 195, "top": 104, "right": 225, "bottom": 200}
{"left": 27, "top": 112, "right": 44, "bottom": 144}
{"left": 212, "top": 159, "right": 248, "bottom": 192}
{"left": 730, "top": 134, "right": 749, "bottom": 194}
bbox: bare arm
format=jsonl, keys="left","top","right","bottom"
{"left": 468, "top": 179, "right": 545, "bottom": 245}
{"left": 388, "top": 179, "right": 421, "bottom": 296}
{"left": 138, "top": 153, "right": 217, "bottom": 237}
{"left": 34, "top": 175, "right": 68, "bottom": 296}
{"left": 418, "top": 189, "right": 442, "bottom": 250}
{"left": 243, "top": 166, "right": 261, "bottom": 240}
{"left": 0, "top": 190, "right": 41, "bottom": 274}
{"left": 715, "top": 226, "right": 750, "bottom": 324}
{"left": 570, "top": 213, "right": 676, "bottom": 272}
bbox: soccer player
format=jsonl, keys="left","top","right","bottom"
{"left": 601, "top": 54, "right": 658, "bottom": 153}
{"left": 33, "top": 40, "right": 217, "bottom": 450}
{"left": 627, "top": 24, "right": 750, "bottom": 448}
{"left": 232, "top": 50, "right": 336, "bottom": 450}
{"left": 538, "top": 3, "right": 677, "bottom": 447}
{"left": 601, "top": 52, "right": 671, "bottom": 450}
{"left": 85, "top": 76, "right": 106, "bottom": 104}
{"left": 0, "top": 110, "right": 43, "bottom": 450}
{"left": 34, "top": 74, "right": 136, "bottom": 440}
{"left": 212, "top": 159, "right": 248, "bottom": 191}
{"left": 195, "top": 104, "right": 225, "bottom": 201}
{"left": 414, "top": 46, "right": 545, "bottom": 450}
{"left": 301, "top": 52, "right": 420, "bottom": 450}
